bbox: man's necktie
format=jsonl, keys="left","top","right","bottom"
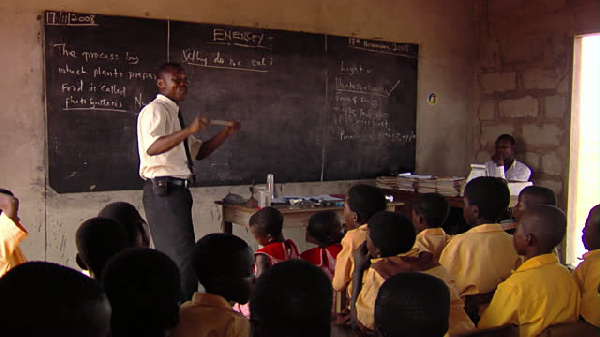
{"left": 177, "top": 112, "right": 196, "bottom": 182}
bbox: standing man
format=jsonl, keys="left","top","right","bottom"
{"left": 485, "top": 134, "right": 531, "bottom": 182}
{"left": 137, "top": 63, "right": 240, "bottom": 301}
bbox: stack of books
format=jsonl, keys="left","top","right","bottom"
{"left": 376, "top": 175, "right": 465, "bottom": 197}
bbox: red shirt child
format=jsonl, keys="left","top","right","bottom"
{"left": 300, "top": 210, "right": 344, "bottom": 279}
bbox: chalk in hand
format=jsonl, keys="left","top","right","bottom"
{"left": 210, "top": 119, "right": 234, "bottom": 127}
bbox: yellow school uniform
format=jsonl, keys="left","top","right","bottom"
{"left": 170, "top": 292, "right": 250, "bottom": 337}
{"left": 0, "top": 212, "right": 28, "bottom": 278}
{"left": 479, "top": 254, "right": 580, "bottom": 337}
{"left": 356, "top": 249, "right": 475, "bottom": 335}
{"left": 439, "top": 223, "right": 520, "bottom": 297}
{"left": 332, "top": 224, "right": 367, "bottom": 293}
{"left": 573, "top": 249, "right": 600, "bottom": 327}
{"left": 413, "top": 227, "right": 452, "bottom": 262}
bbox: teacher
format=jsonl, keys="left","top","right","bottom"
{"left": 137, "top": 62, "right": 240, "bottom": 301}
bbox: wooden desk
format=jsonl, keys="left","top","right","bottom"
{"left": 215, "top": 201, "right": 404, "bottom": 234}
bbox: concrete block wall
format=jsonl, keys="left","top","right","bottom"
{"left": 471, "top": 0, "right": 600, "bottom": 208}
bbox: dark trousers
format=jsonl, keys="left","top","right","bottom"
{"left": 143, "top": 181, "right": 197, "bottom": 302}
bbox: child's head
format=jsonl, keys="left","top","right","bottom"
{"left": 514, "top": 186, "right": 557, "bottom": 221}
{"left": 0, "top": 262, "right": 111, "bottom": 337}
{"left": 102, "top": 248, "right": 180, "bottom": 337}
{"left": 367, "top": 211, "right": 416, "bottom": 259}
{"left": 250, "top": 260, "right": 332, "bottom": 337}
{"left": 75, "top": 217, "right": 134, "bottom": 279}
{"left": 98, "top": 202, "right": 151, "bottom": 248}
{"left": 344, "top": 184, "right": 387, "bottom": 231}
{"left": 411, "top": 193, "right": 450, "bottom": 233}
{"left": 193, "top": 233, "right": 255, "bottom": 304}
{"left": 249, "top": 207, "right": 284, "bottom": 246}
{"left": 463, "top": 177, "right": 510, "bottom": 226}
{"left": 305, "top": 210, "right": 344, "bottom": 247}
{"left": 583, "top": 204, "right": 600, "bottom": 251}
{"left": 374, "top": 272, "right": 450, "bottom": 337}
{"left": 513, "top": 205, "right": 566, "bottom": 257}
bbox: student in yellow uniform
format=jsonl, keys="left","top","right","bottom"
{"left": 332, "top": 184, "right": 387, "bottom": 295}
{"left": 170, "top": 234, "right": 254, "bottom": 337}
{"left": 573, "top": 204, "right": 600, "bottom": 327}
{"left": 351, "top": 211, "right": 474, "bottom": 336}
{"left": 0, "top": 189, "right": 27, "bottom": 277}
{"left": 411, "top": 192, "right": 452, "bottom": 261}
{"left": 478, "top": 205, "right": 580, "bottom": 336}
{"left": 439, "top": 177, "right": 519, "bottom": 297}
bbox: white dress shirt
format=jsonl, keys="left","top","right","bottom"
{"left": 137, "top": 94, "right": 202, "bottom": 179}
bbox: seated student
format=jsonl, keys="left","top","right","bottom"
{"left": 479, "top": 205, "right": 580, "bottom": 336}
{"left": 102, "top": 248, "right": 181, "bottom": 337}
{"left": 170, "top": 233, "right": 254, "bottom": 337}
{"left": 352, "top": 211, "right": 474, "bottom": 335}
{"left": 484, "top": 134, "right": 531, "bottom": 182}
{"left": 439, "top": 177, "right": 520, "bottom": 304}
{"left": 0, "top": 261, "right": 111, "bottom": 337}
{"left": 249, "top": 206, "right": 299, "bottom": 277}
{"left": 98, "top": 201, "right": 151, "bottom": 248}
{"left": 374, "top": 272, "right": 451, "bottom": 337}
{"left": 411, "top": 192, "right": 452, "bottom": 261}
{"left": 332, "top": 184, "right": 387, "bottom": 294}
{"left": 300, "top": 210, "right": 344, "bottom": 279}
{"left": 573, "top": 204, "right": 600, "bottom": 327}
{"left": 501, "top": 186, "right": 557, "bottom": 232}
{"left": 0, "top": 189, "right": 27, "bottom": 277}
{"left": 250, "top": 259, "right": 332, "bottom": 337}
{"left": 75, "top": 217, "right": 134, "bottom": 279}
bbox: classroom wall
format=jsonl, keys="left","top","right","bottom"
{"left": 0, "top": 0, "right": 476, "bottom": 267}
{"left": 470, "top": 0, "right": 600, "bottom": 210}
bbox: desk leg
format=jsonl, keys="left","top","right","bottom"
{"left": 223, "top": 220, "right": 233, "bottom": 235}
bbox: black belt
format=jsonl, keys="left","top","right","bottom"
{"left": 148, "top": 176, "right": 192, "bottom": 189}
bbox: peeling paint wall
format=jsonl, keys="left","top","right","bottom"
{"left": 0, "top": 0, "right": 476, "bottom": 268}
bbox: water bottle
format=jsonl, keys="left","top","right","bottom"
{"left": 266, "top": 174, "right": 275, "bottom": 198}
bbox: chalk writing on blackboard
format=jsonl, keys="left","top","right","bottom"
{"left": 46, "top": 11, "right": 98, "bottom": 27}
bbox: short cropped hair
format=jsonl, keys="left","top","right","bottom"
{"left": 193, "top": 233, "right": 250, "bottom": 285}
{"left": 250, "top": 260, "right": 332, "bottom": 337}
{"left": 464, "top": 177, "right": 510, "bottom": 222}
{"left": 98, "top": 202, "right": 147, "bottom": 247}
{"left": 368, "top": 211, "right": 416, "bottom": 257}
{"left": 75, "top": 217, "right": 133, "bottom": 279}
{"left": 307, "top": 210, "right": 339, "bottom": 244}
{"left": 520, "top": 186, "right": 557, "bottom": 206}
{"left": 157, "top": 62, "right": 183, "bottom": 77}
{"left": 102, "top": 248, "right": 180, "bottom": 336}
{"left": 413, "top": 193, "right": 450, "bottom": 228}
{"left": 249, "top": 207, "right": 284, "bottom": 236}
{"left": 496, "top": 134, "right": 515, "bottom": 146}
{"left": 347, "top": 185, "right": 387, "bottom": 224}
{"left": 0, "top": 262, "right": 110, "bottom": 337}
{"left": 375, "top": 272, "right": 450, "bottom": 337}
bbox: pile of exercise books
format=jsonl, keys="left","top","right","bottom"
{"left": 376, "top": 175, "right": 465, "bottom": 197}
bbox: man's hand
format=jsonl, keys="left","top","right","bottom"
{"left": 189, "top": 116, "right": 210, "bottom": 133}
{"left": 0, "top": 192, "right": 19, "bottom": 221}
{"left": 491, "top": 150, "right": 504, "bottom": 166}
{"left": 224, "top": 119, "right": 240, "bottom": 135}
{"left": 354, "top": 241, "right": 371, "bottom": 272}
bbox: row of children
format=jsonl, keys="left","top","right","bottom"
{"left": 1, "top": 177, "right": 599, "bottom": 337}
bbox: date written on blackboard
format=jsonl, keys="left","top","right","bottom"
{"left": 46, "top": 11, "right": 97, "bottom": 27}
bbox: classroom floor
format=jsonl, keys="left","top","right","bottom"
{"left": 331, "top": 325, "right": 361, "bottom": 337}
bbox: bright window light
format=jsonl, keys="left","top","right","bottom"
{"left": 567, "top": 33, "right": 600, "bottom": 266}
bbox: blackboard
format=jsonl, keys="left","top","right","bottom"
{"left": 44, "top": 11, "right": 418, "bottom": 193}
